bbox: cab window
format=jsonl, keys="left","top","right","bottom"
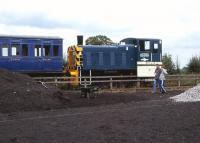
{"left": 153, "top": 43, "right": 159, "bottom": 53}
{"left": 139, "top": 40, "right": 150, "bottom": 51}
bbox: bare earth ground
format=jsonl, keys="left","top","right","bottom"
{"left": 1, "top": 91, "right": 200, "bottom": 143}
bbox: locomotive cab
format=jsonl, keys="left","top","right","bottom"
{"left": 120, "top": 38, "right": 162, "bottom": 77}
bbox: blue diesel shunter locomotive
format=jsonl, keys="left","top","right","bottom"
{"left": 0, "top": 35, "right": 63, "bottom": 73}
{"left": 67, "top": 37, "right": 162, "bottom": 78}
{"left": 82, "top": 38, "right": 162, "bottom": 71}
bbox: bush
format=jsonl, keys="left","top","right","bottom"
{"left": 187, "top": 55, "right": 200, "bottom": 74}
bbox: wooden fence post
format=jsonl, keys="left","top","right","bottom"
{"left": 110, "top": 78, "right": 113, "bottom": 90}
{"left": 137, "top": 78, "right": 140, "bottom": 88}
{"left": 84, "top": 78, "right": 87, "bottom": 88}
{"left": 178, "top": 76, "right": 181, "bottom": 87}
{"left": 55, "top": 78, "right": 58, "bottom": 86}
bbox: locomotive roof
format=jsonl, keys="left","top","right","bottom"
{"left": 83, "top": 45, "right": 118, "bottom": 48}
{"left": 0, "top": 35, "right": 62, "bottom": 40}
{"left": 120, "top": 37, "right": 161, "bottom": 42}
{"left": 82, "top": 45, "right": 135, "bottom": 49}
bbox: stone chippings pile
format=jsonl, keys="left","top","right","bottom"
{"left": 170, "top": 84, "right": 200, "bottom": 102}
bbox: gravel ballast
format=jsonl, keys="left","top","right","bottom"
{"left": 170, "top": 84, "right": 200, "bottom": 102}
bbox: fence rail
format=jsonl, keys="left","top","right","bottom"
{"left": 33, "top": 74, "right": 200, "bottom": 91}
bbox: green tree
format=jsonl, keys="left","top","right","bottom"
{"left": 85, "top": 35, "right": 113, "bottom": 45}
{"left": 162, "top": 53, "right": 176, "bottom": 74}
{"left": 187, "top": 55, "right": 200, "bottom": 74}
{"left": 181, "top": 66, "right": 188, "bottom": 74}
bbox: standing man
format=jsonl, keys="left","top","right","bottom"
{"left": 159, "top": 65, "right": 168, "bottom": 93}
{"left": 153, "top": 64, "right": 162, "bottom": 93}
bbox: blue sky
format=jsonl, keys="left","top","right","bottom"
{"left": 0, "top": 0, "right": 199, "bottom": 67}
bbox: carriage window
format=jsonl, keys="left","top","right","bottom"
{"left": 53, "top": 45, "right": 59, "bottom": 56}
{"left": 22, "top": 44, "right": 29, "bottom": 56}
{"left": 139, "top": 40, "right": 150, "bottom": 51}
{"left": 35, "top": 45, "right": 41, "bottom": 57}
{"left": 43, "top": 45, "right": 51, "bottom": 56}
{"left": 2, "top": 44, "right": 8, "bottom": 57}
{"left": 11, "top": 44, "right": 20, "bottom": 56}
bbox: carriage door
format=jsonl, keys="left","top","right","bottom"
{"left": 11, "top": 42, "right": 21, "bottom": 71}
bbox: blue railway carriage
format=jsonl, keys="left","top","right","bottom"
{"left": 0, "top": 35, "right": 63, "bottom": 73}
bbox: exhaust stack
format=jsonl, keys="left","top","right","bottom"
{"left": 77, "top": 35, "right": 83, "bottom": 46}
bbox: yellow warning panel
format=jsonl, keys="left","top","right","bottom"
{"left": 67, "top": 45, "right": 83, "bottom": 86}
{"left": 68, "top": 69, "right": 79, "bottom": 86}
{"left": 67, "top": 45, "right": 83, "bottom": 69}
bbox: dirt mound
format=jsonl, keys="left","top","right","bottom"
{"left": 0, "top": 69, "right": 66, "bottom": 113}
